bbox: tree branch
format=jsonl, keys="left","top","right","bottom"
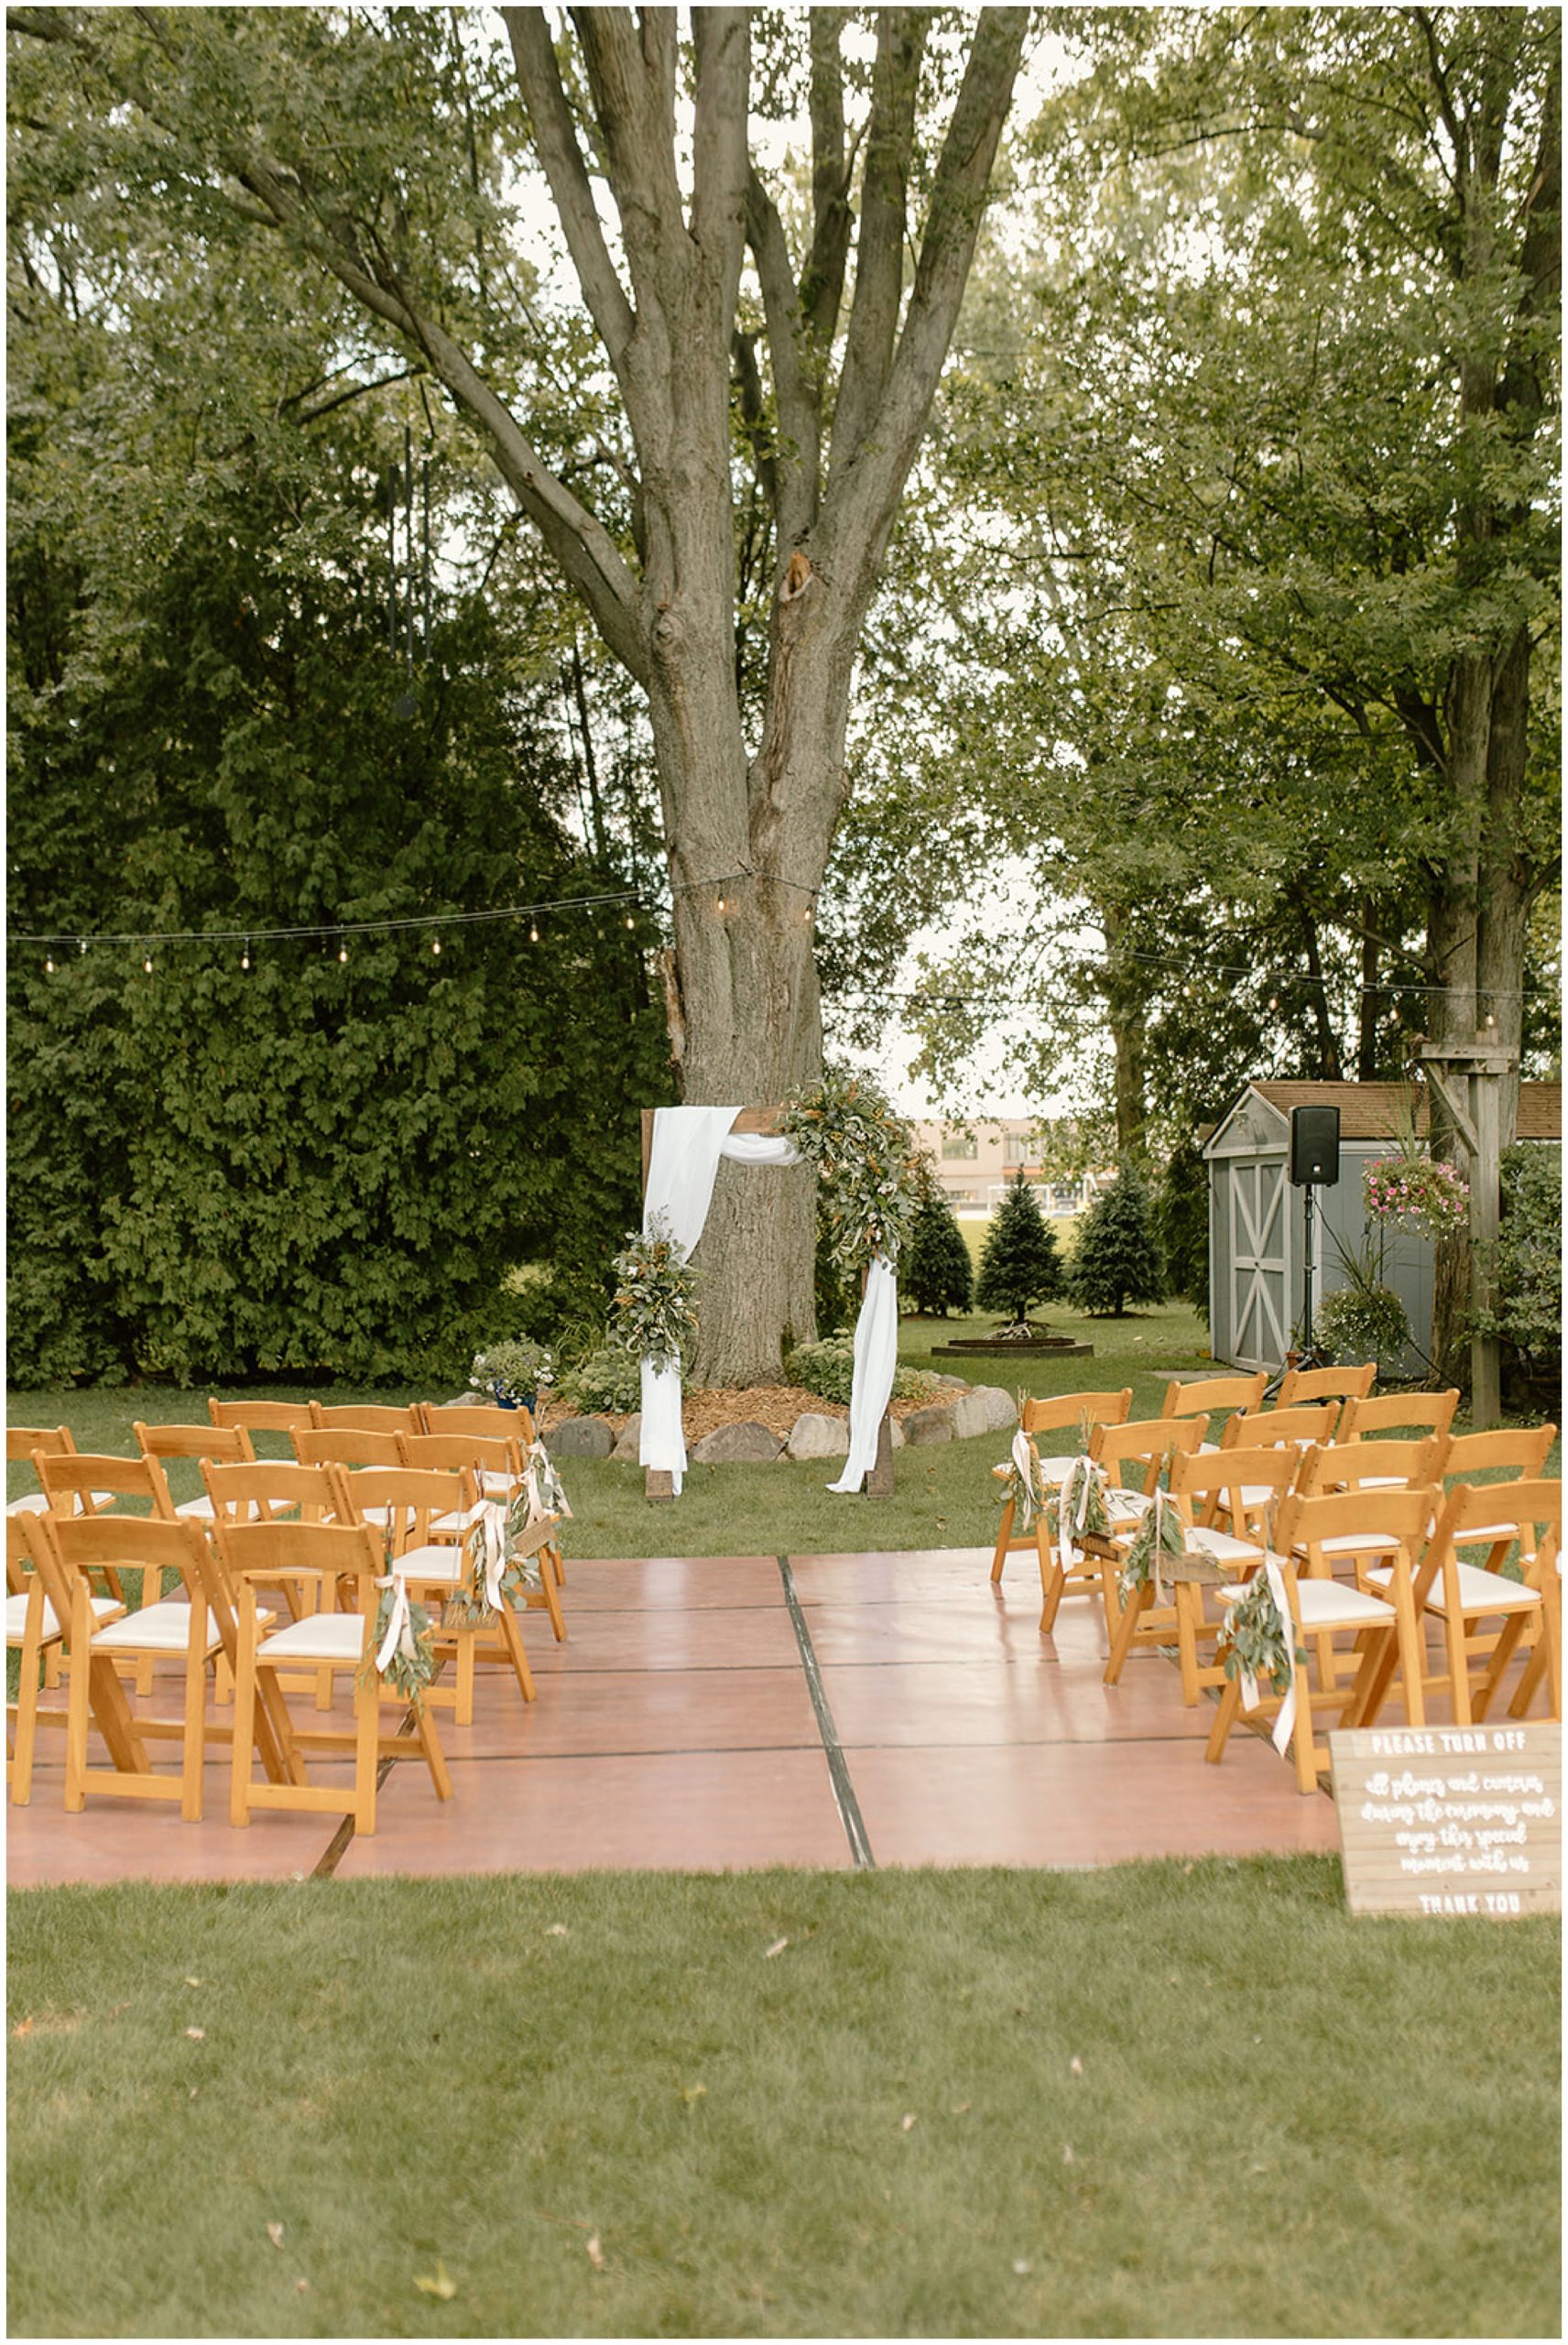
{"left": 500, "top": 7, "right": 636, "bottom": 371}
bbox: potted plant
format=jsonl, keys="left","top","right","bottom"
{"left": 470, "top": 1338, "right": 554, "bottom": 1414}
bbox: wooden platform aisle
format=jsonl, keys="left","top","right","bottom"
{"left": 9, "top": 1547, "right": 1343, "bottom": 1887}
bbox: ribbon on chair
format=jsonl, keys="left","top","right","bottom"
{"left": 1002, "top": 1429, "right": 1041, "bottom": 1532}
{"left": 1149, "top": 1489, "right": 1180, "bottom": 1606}
{"left": 1235, "top": 1556, "right": 1298, "bottom": 1758}
{"left": 1056, "top": 1455, "right": 1101, "bottom": 1577}
{"left": 374, "top": 1571, "right": 417, "bottom": 1675}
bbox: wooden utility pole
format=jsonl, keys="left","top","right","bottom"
{"left": 1415, "top": 1036, "right": 1519, "bottom": 1430}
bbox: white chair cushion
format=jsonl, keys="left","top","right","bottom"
{"left": 175, "top": 1495, "right": 217, "bottom": 1521}
{"left": 1033, "top": 1455, "right": 1080, "bottom": 1483}
{"left": 1106, "top": 1489, "right": 1153, "bottom": 1524}
{"left": 257, "top": 1611, "right": 366, "bottom": 1664}
{"left": 6, "top": 1589, "right": 120, "bottom": 1642}
{"left": 91, "top": 1598, "right": 223, "bottom": 1655}
{"left": 1186, "top": 1529, "right": 1269, "bottom": 1566}
{"left": 393, "top": 1543, "right": 465, "bottom": 1586}
{"left": 1368, "top": 1559, "right": 1541, "bottom": 1618}
{"left": 6, "top": 1493, "right": 48, "bottom": 1515}
{"left": 1294, "top": 1577, "right": 1395, "bottom": 1631}
{"left": 1452, "top": 1522, "right": 1521, "bottom": 1548}
{"left": 1312, "top": 1532, "right": 1401, "bottom": 1557}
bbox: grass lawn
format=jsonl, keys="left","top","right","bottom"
{"left": 8, "top": 1860, "right": 1560, "bottom": 2340}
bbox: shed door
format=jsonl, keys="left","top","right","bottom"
{"left": 1228, "top": 1151, "right": 1290, "bottom": 1369}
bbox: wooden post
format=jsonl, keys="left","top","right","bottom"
{"left": 1416, "top": 1038, "right": 1518, "bottom": 1432}
{"left": 866, "top": 1407, "right": 895, "bottom": 1498}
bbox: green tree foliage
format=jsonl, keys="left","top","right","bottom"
{"left": 1152, "top": 1131, "right": 1210, "bottom": 1312}
{"left": 902, "top": 1190, "right": 975, "bottom": 1318}
{"left": 7, "top": 440, "right": 670, "bottom": 1387}
{"left": 1067, "top": 1169, "right": 1166, "bottom": 1319}
{"left": 1473, "top": 1143, "right": 1563, "bottom": 1391}
{"left": 975, "top": 1173, "right": 1064, "bottom": 1329}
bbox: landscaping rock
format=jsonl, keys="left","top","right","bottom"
{"left": 950, "top": 1384, "right": 1018, "bottom": 1440}
{"left": 609, "top": 1413, "right": 641, "bottom": 1463}
{"left": 889, "top": 1417, "right": 906, "bottom": 1449}
{"left": 786, "top": 1412, "right": 851, "bottom": 1461}
{"left": 690, "top": 1421, "right": 785, "bottom": 1465}
{"left": 546, "top": 1415, "right": 615, "bottom": 1460}
{"left": 900, "top": 1403, "right": 956, "bottom": 1445}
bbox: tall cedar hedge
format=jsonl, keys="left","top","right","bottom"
{"left": 8, "top": 482, "right": 671, "bottom": 1388}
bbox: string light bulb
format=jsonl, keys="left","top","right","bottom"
{"left": 528, "top": 922, "right": 539, "bottom": 943}
{"left": 716, "top": 891, "right": 727, "bottom": 914}
{"left": 430, "top": 936, "right": 441, "bottom": 955}
{"left": 241, "top": 939, "right": 251, "bottom": 971}
{"left": 338, "top": 943, "right": 349, "bottom": 964}
{"left": 143, "top": 956, "right": 153, "bottom": 975}
{"left": 625, "top": 912, "right": 636, "bottom": 931}
{"left": 44, "top": 954, "right": 55, "bottom": 974}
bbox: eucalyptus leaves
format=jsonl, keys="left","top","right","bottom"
{"left": 780, "top": 1066, "right": 924, "bottom": 1271}
{"left": 361, "top": 1578, "right": 440, "bottom": 1707}
{"left": 609, "top": 1215, "right": 700, "bottom": 1373}
{"left": 1117, "top": 1489, "right": 1188, "bottom": 1606}
{"left": 1218, "top": 1571, "right": 1306, "bottom": 1696}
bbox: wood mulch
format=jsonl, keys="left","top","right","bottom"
{"left": 539, "top": 1381, "right": 959, "bottom": 1443}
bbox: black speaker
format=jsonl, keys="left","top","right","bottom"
{"left": 1290, "top": 1105, "right": 1341, "bottom": 1187}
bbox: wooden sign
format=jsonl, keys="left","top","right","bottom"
{"left": 1330, "top": 1721, "right": 1561, "bottom": 1918}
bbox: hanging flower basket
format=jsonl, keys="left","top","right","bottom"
{"left": 1363, "top": 1155, "right": 1469, "bottom": 1240}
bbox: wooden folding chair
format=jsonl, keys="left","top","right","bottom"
{"left": 39, "top": 1513, "right": 253, "bottom": 1822}
{"left": 290, "top": 1425, "right": 406, "bottom": 1472}
{"left": 1294, "top": 1434, "right": 1450, "bottom": 1514}
{"left": 1159, "top": 1371, "right": 1267, "bottom": 1450}
{"left": 1505, "top": 1533, "right": 1561, "bottom": 1718}
{"left": 1273, "top": 1360, "right": 1377, "bottom": 1421}
{"left": 7, "top": 1424, "right": 109, "bottom": 1519}
{"left": 1104, "top": 1443, "right": 1304, "bottom": 1703}
{"left": 1205, "top": 1486, "right": 1433, "bottom": 1794}
{"left": 420, "top": 1400, "right": 539, "bottom": 1446}
{"left": 332, "top": 1462, "right": 545, "bottom": 1720}
{"left": 217, "top": 1517, "right": 452, "bottom": 1836}
{"left": 32, "top": 1449, "right": 180, "bottom": 1688}
{"left": 400, "top": 1430, "right": 569, "bottom": 1618}
{"left": 308, "top": 1402, "right": 424, "bottom": 1435}
{"left": 1441, "top": 1424, "right": 1557, "bottom": 1489}
{"left": 1220, "top": 1402, "right": 1340, "bottom": 1454}
{"left": 201, "top": 1457, "right": 349, "bottom": 1708}
{"left": 7, "top": 1512, "right": 125, "bottom": 1805}
{"left": 1360, "top": 1478, "right": 1563, "bottom": 1728}
{"left": 207, "top": 1398, "right": 318, "bottom": 1460}
{"left": 1043, "top": 1414, "right": 1211, "bottom": 1638}
{"left": 134, "top": 1421, "right": 256, "bottom": 1521}
{"left": 988, "top": 1390, "right": 1133, "bottom": 1587}
{"left": 1338, "top": 1389, "right": 1461, "bottom": 1445}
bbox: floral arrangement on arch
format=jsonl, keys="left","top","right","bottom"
{"left": 780, "top": 1065, "right": 924, "bottom": 1271}
{"left": 1363, "top": 1153, "right": 1469, "bottom": 1240}
{"left": 609, "top": 1215, "right": 700, "bottom": 1372}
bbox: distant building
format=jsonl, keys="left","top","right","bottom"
{"left": 912, "top": 1118, "right": 1111, "bottom": 1216}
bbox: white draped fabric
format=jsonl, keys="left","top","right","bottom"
{"left": 637, "top": 1104, "right": 899, "bottom": 1496}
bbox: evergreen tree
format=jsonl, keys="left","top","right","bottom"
{"left": 1153, "top": 1131, "right": 1211, "bottom": 1312}
{"left": 975, "top": 1172, "right": 1064, "bottom": 1329}
{"left": 1068, "top": 1169, "right": 1167, "bottom": 1318}
{"left": 902, "top": 1191, "right": 975, "bottom": 1317}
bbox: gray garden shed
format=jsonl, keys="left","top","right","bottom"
{"left": 1201, "top": 1079, "right": 1562, "bottom": 1377}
